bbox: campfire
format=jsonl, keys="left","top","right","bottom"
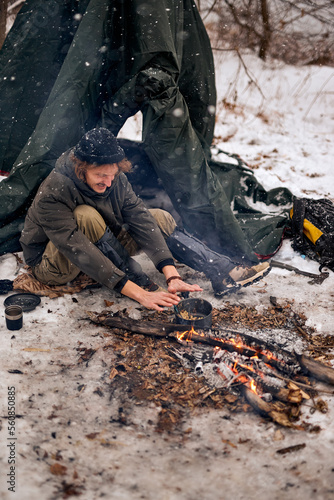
{"left": 172, "top": 326, "right": 315, "bottom": 427}
{"left": 175, "top": 326, "right": 301, "bottom": 387}
{"left": 87, "top": 302, "right": 334, "bottom": 429}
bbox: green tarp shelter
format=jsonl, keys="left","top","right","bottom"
{"left": 0, "top": 0, "right": 292, "bottom": 259}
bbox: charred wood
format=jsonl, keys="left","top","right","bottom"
{"left": 86, "top": 311, "right": 190, "bottom": 336}
{"left": 210, "top": 326, "right": 296, "bottom": 360}
{"left": 241, "top": 386, "right": 296, "bottom": 428}
{"left": 188, "top": 330, "right": 295, "bottom": 376}
{"left": 235, "top": 364, "right": 304, "bottom": 404}
{"left": 297, "top": 354, "right": 334, "bottom": 386}
{"left": 276, "top": 443, "right": 306, "bottom": 455}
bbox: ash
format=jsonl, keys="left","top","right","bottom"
{"left": 172, "top": 326, "right": 303, "bottom": 392}
{"left": 211, "top": 324, "right": 306, "bottom": 356}
{"left": 241, "top": 326, "right": 306, "bottom": 356}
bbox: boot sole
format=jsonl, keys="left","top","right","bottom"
{"left": 214, "top": 266, "right": 271, "bottom": 297}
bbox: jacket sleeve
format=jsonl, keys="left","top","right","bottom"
{"left": 33, "top": 189, "right": 126, "bottom": 290}
{"left": 117, "top": 175, "right": 174, "bottom": 269}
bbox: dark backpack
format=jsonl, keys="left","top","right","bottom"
{"left": 290, "top": 197, "right": 334, "bottom": 271}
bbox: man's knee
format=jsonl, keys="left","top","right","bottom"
{"left": 74, "top": 205, "right": 106, "bottom": 243}
{"left": 149, "top": 209, "right": 177, "bottom": 238}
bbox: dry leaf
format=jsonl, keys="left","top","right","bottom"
{"left": 288, "top": 381, "right": 299, "bottom": 391}
{"left": 270, "top": 410, "right": 296, "bottom": 428}
{"left": 315, "top": 399, "right": 328, "bottom": 414}
{"left": 225, "top": 394, "right": 238, "bottom": 403}
{"left": 50, "top": 463, "right": 67, "bottom": 476}
{"left": 104, "top": 300, "right": 114, "bottom": 307}
{"left": 300, "top": 389, "right": 310, "bottom": 400}
{"left": 288, "top": 390, "right": 303, "bottom": 404}
{"left": 273, "top": 429, "right": 285, "bottom": 441}
{"left": 85, "top": 432, "right": 100, "bottom": 440}
{"left": 109, "top": 367, "right": 118, "bottom": 379}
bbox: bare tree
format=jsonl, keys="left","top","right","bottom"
{"left": 258, "top": 0, "right": 270, "bottom": 60}
{"left": 197, "top": 0, "right": 334, "bottom": 66}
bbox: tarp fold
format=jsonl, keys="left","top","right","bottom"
{"left": 0, "top": 0, "right": 292, "bottom": 261}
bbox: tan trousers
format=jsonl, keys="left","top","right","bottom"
{"left": 33, "top": 205, "right": 176, "bottom": 286}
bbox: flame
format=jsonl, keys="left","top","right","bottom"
{"left": 226, "top": 338, "right": 279, "bottom": 363}
{"left": 178, "top": 329, "right": 279, "bottom": 366}
{"left": 239, "top": 362, "right": 256, "bottom": 373}
{"left": 174, "top": 326, "right": 282, "bottom": 399}
{"left": 250, "top": 379, "right": 257, "bottom": 394}
{"left": 229, "top": 338, "right": 244, "bottom": 349}
{"left": 237, "top": 374, "right": 248, "bottom": 384}
{"left": 176, "top": 330, "right": 188, "bottom": 342}
{"left": 176, "top": 326, "right": 196, "bottom": 342}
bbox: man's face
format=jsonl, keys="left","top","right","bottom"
{"left": 85, "top": 164, "right": 119, "bottom": 193}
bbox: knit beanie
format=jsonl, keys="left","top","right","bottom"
{"left": 73, "top": 128, "right": 125, "bottom": 164}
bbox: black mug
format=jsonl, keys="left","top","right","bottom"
{"left": 5, "top": 305, "right": 23, "bottom": 331}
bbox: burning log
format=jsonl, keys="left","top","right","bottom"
{"left": 241, "top": 386, "right": 297, "bottom": 428}
{"left": 210, "top": 326, "right": 295, "bottom": 359}
{"left": 211, "top": 347, "right": 307, "bottom": 405}
{"left": 177, "top": 329, "right": 296, "bottom": 377}
{"left": 297, "top": 353, "right": 334, "bottom": 386}
{"left": 233, "top": 363, "right": 305, "bottom": 404}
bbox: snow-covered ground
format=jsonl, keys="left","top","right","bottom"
{"left": 0, "top": 50, "right": 334, "bottom": 500}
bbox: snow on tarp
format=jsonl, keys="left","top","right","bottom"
{"left": 0, "top": 0, "right": 292, "bottom": 259}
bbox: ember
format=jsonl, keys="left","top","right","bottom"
{"left": 87, "top": 302, "right": 334, "bottom": 429}
{"left": 173, "top": 325, "right": 306, "bottom": 406}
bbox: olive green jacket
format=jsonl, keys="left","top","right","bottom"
{"left": 20, "top": 149, "right": 173, "bottom": 289}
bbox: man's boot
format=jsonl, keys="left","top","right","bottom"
{"left": 166, "top": 228, "right": 270, "bottom": 296}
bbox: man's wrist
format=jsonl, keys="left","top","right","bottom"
{"left": 120, "top": 280, "right": 145, "bottom": 301}
{"left": 166, "top": 275, "right": 182, "bottom": 286}
{"left": 162, "top": 265, "right": 181, "bottom": 283}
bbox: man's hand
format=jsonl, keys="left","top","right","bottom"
{"left": 137, "top": 290, "right": 181, "bottom": 311}
{"left": 162, "top": 265, "right": 203, "bottom": 295}
{"left": 167, "top": 278, "right": 202, "bottom": 294}
{"left": 120, "top": 280, "right": 181, "bottom": 311}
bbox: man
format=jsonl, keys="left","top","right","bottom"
{"left": 20, "top": 128, "right": 270, "bottom": 310}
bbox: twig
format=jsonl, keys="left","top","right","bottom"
{"left": 211, "top": 46, "right": 265, "bottom": 101}
{"left": 201, "top": 0, "right": 219, "bottom": 22}
{"left": 303, "top": 72, "right": 334, "bottom": 120}
{"left": 309, "top": 346, "right": 334, "bottom": 350}
{"left": 274, "top": 372, "right": 333, "bottom": 395}
{"left": 235, "top": 49, "right": 266, "bottom": 99}
{"left": 294, "top": 321, "right": 311, "bottom": 341}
